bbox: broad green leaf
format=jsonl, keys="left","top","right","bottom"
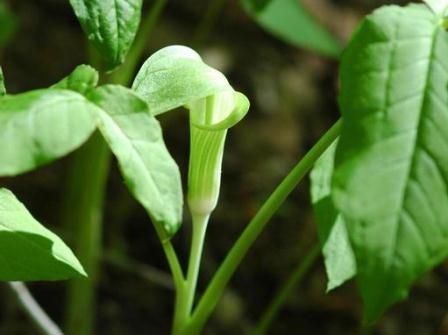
{"left": 88, "top": 85, "right": 183, "bottom": 238}
{"left": 132, "top": 45, "right": 232, "bottom": 116}
{"left": 52, "top": 64, "right": 99, "bottom": 95}
{"left": 0, "top": 66, "right": 5, "bottom": 96}
{"left": 0, "top": 188, "right": 86, "bottom": 280}
{"left": 333, "top": 4, "right": 448, "bottom": 322}
{"left": 69, "top": 0, "right": 143, "bottom": 69}
{"left": 0, "top": 89, "right": 98, "bottom": 176}
{"left": 310, "top": 140, "right": 356, "bottom": 292}
{"left": 424, "top": 0, "right": 448, "bottom": 14}
{"left": 241, "top": 0, "right": 341, "bottom": 58}
{"left": 0, "top": 1, "right": 17, "bottom": 48}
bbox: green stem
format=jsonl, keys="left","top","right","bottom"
{"left": 163, "top": 240, "right": 185, "bottom": 292}
{"left": 112, "top": 0, "right": 168, "bottom": 86}
{"left": 185, "top": 214, "right": 209, "bottom": 316}
{"left": 173, "top": 214, "right": 210, "bottom": 334}
{"left": 63, "top": 132, "right": 111, "bottom": 335}
{"left": 252, "top": 245, "right": 321, "bottom": 335}
{"left": 64, "top": 3, "right": 169, "bottom": 333}
{"left": 192, "top": 0, "right": 228, "bottom": 48}
{"left": 183, "top": 119, "right": 342, "bottom": 334}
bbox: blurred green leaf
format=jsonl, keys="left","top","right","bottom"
{"left": 88, "top": 85, "right": 183, "bottom": 239}
{"left": 69, "top": 0, "right": 143, "bottom": 70}
{"left": 0, "top": 1, "right": 17, "bottom": 48}
{"left": 333, "top": 4, "right": 448, "bottom": 322}
{"left": 0, "top": 188, "right": 86, "bottom": 280}
{"left": 241, "top": 0, "right": 341, "bottom": 58}
{"left": 52, "top": 64, "right": 99, "bottom": 95}
{"left": 310, "top": 140, "right": 356, "bottom": 292}
{"left": 0, "top": 89, "right": 98, "bottom": 176}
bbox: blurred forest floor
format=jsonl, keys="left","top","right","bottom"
{"left": 1, "top": 0, "right": 448, "bottom": 334}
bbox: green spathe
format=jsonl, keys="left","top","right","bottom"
{"left": 0, "top": 188, "right": 86, "bottom": 280}
{"left": 132, "top": 45, "right": 231, "bottom": 116}
{"left": 333, "top": 3, "right": 448, "bottom": 322}
{"left": 133, "top": 45, "right": 249, "bottom": 217}
{"left": 187, "top": 91, "right": 249, "bottom": 216}
{"left": 424, "top": 0, "right": 448, "bottom": 15}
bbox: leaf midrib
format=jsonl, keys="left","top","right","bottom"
{"left": 387, "top": 20, "right": 444, "bottom": 275}
{"left": 99, "top": 110, "right": 167, "bottom": 219}
{"left": 0, "top": 95, "right": 82, "bottom": 132}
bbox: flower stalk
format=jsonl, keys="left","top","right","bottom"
{"left": 171, "top": 89, "right": 249, "bottom": 334}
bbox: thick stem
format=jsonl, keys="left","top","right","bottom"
{"left": 252, "top": 245, "right": 320, "bottom": 335}
{"left": 8, "top": 282, "right": 63, "bottom": 335}
{"left": 172, "top": 214, "right": 209, "bottom": 334}
{"left": 183, "top": 119, "right": 342, "bottom": 334}
{"left": 63, "top": 132, "right": 111, "bottom": 335}
{"left": 64, "top": 2, "right": 169, "bottom": 333}
{"left": 192, "top": 0, "right": 228, "bottom": 48}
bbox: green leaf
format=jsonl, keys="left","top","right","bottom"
{"left": 0, "top": 89, "right": 98, "bottom": 176}
{"left": 241, "top": 0, "right": 341, "bottom": 58}
{"left": 333, "top": 4, "right": 448, "bottom": 322}
{"left": 0, "top": 66, "right": 5, "bottom": 96}
{"left": 424, "top": 0, "right": 448, "bottom": 14}
{"left": 310, "top": 140, "right": 356, "bottom": 292}
{"left": 0, "top": 188, "right": 86, "bottom": 280}
{"left": 52, "top": 64, "right": 99, "bottom": 95}
{"left": 88, "top": 85, "right": 183, "bottom": 239}
{"left": 0, "top": 1, "right": 17, "bottom": 48}
{"left": 132, "top": 45, "right": 232, "bottom": 116}
{"left": 69, "top": 0, "right": 143, "bottom": 69}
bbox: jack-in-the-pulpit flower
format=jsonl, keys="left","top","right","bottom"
{"left": 132, "top": 45, "right": 250, "bottom": 220}
{"left": 187, "top": 90, "right": 249, "bottom": 217}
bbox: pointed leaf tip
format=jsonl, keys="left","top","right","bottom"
{"left": 0, "top": 188, "right": 86, "bottom": 280}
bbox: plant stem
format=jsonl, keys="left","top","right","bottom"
{"left": 163, "top": 239, "right": 186, "bottom": 292}
{"left": 185, "top": 214, "right": 209, "bottom": 316}
{"left": 192, "top": 0, "right": 228, "bottom": 48}
{"left": 183, "top": 119, "right": 342, "bottom": 334}
{"left": 173, "top": 214, "right": 210, "bottom": 334}
{"left": 252, "top": 245, "right": 321, "bottom": 335}
{"left": 112, "top": 0, "right": 168, "bottom": 86}
{"left": 64, "top": 2, "right": 170, "bottom": 333}
{"left": 8, "top": 282, "right": 63, "bottom": 335}
{"left": 63, "top": 132, "right": 111, "bottom": 335}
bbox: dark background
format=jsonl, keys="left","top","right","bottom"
{"left": 1, "top": 0, "right": 448, "bottom": 334}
